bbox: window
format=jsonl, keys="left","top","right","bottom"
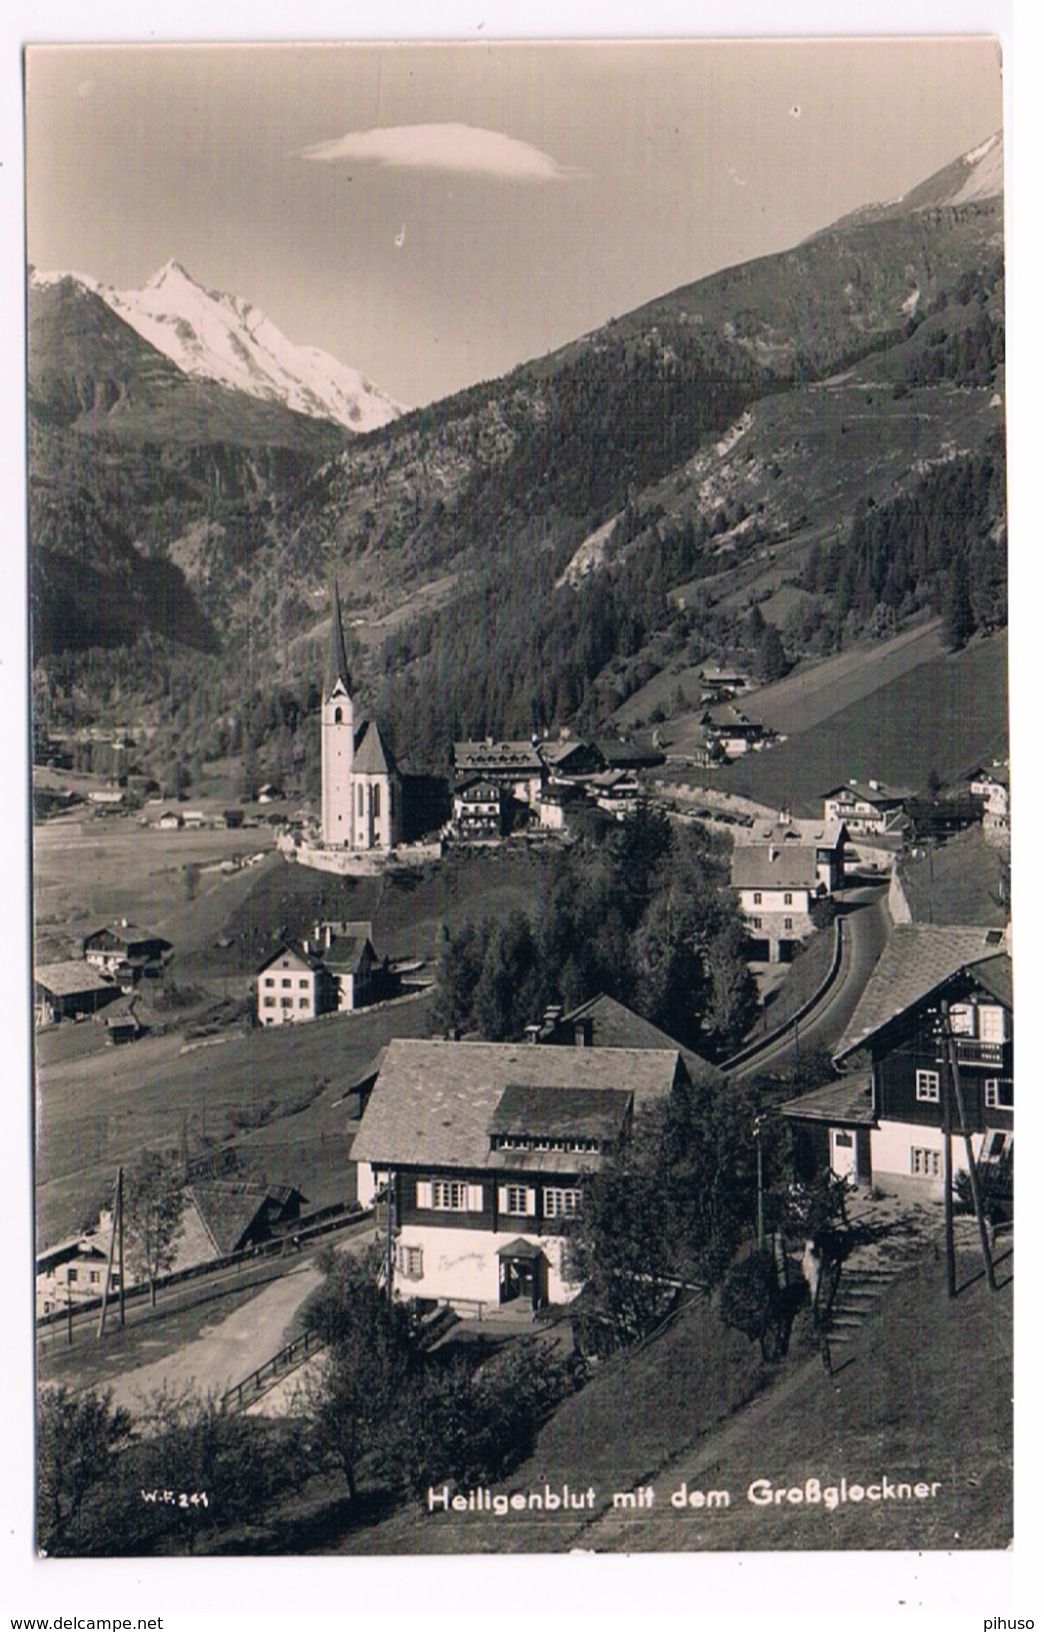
{"left": 784, "top": 892, "right": 793, "bottom": 905}
{"left": 985, "top": 1078, "right": 1014, "bottom": 1110}
{"left": 281, "top": 977, "right": 292, "bottom": 988}
{"left": 543, "top": 1187, "right": 581, "bottom": 1219}
{"left": 298, "top": 977, "right": 309, "bottom": 988}
{"left": 373, "top": 783, "right": 381, "bottom": 820}
{"left": 298, "top": 997, "right": 310, "bottom": 1008}
{"left": 263, "top": 977, "right": 274, "bottom": 988}
{"left": 280, "top": 997, "right": 293, "bottom": 1008}
{"left": 334, "top": 706, "right": 343, "bottom": 724}
{"left": 911, "top": 1147, "right": 941, "bottom": 1177}
{"left": 417, "top": 1179, "right": 481, "bottom": 1211}
{"left": 751, "top": 917, "right": 762, "bottom": 930}
{"left": 949, "top": 1004, "right": 974, "bottom": 1036}
{"left": 89, "top": 1270, "right": 100, "bottom": 1284}
{"left": 783, "top": 917, "right": 793, "bottom": 931}
{"left": 499, "top": 1184, "right": 535, "bottom": 1216}
{"left": 358, "top": 786, "right": 365, "bottom": 817}
{"left": 262, "top": 996, "right": 275, "bottom": 1008}
{"left": 915, "top": 1070, "right": 940, "bottom": 1102}
{"left": 395, "top": 1243, "right": 423, "bottom": 1279}
{"left": 67, "top": 1268, "right": 78, "bottom": 1283}
{"left": 753, "top": 892, "right": 763, "bottom": 905}
{"left": 977, "top": 1005, "right": 1006, "bottom": 1044}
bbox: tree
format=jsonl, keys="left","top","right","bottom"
{"left": 37, "top": 1386, "right": 132, "bottom": 1555}
{"left": 755, "top": 622, "right": 790, "bottom": 682}
{"left": 125, "top": 1149, "right": 187, "bottom": 1307}
{"left": 942, "top": 558, "right": 975, "bottom": 651}
{"left": 306, "top": 1246, "right": 422, "bottom": 1500}
{"left": 567, "top": 1073, "right": 773, "bottom": 1351}
{"left": 720, "top": 1248, "right": 790, "bottom": 1360}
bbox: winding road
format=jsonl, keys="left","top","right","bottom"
{"left": 727, "top": 881, "right": 892, "bottom": 1080}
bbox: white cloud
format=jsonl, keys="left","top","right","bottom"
{"left": 301, "top": 121, "right": 572, "bottom": 181}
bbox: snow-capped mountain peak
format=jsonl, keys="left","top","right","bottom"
{"left": 31, "top": 261, "right": 405, "bottom": 433}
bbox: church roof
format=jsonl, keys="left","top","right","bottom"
{"left": 353, "top": 719, "right": 397, "bottom": 777}
{"left": 325, "top": 582, "right": 352, "bottom": 699}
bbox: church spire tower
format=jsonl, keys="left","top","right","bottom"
{"left": 321, "top": 581, "right": 355, "bottom": 845}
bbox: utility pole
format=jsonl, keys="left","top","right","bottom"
{"left": 754, "top": 1117, "right": 765, "bottom": 1252}
{"left": 940, "top": 999, "right": 997, "bottom": 1292}
{"left": 938, "top": 1011, "right": 956, "bottom": 1299}
{"left": 117, "top": 1165, "right": 126, "bottom": 1328}
{"left": 385, "top": 1172, "right": 396, "bottom": 1305}
{"left": 97, "top": 1167, "right": 122, "bottom": 1338}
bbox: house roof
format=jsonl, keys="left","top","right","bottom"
{"left": 324, "top": 934, "right": 375, "bottom": 974}
{"left": 325, "top": 580, "right": 352, "bottom": 698}
{"left": 553, "top": 993, "right": 723, "bottom": 1088}
{"left": 186, "top": 1180, "right": 304, "bottom": 1257}
{"left": 256, "top": 942, "right": 325, "bottom": 977}
{"left": 737, "top": 819, "right": 846, "bottom": 851}
{"left": 539, "top": 739, "right": 601, "bottom": 768}
{"left": 730, "top": 846, "right": 821, "bottom": 891}
{"left": 822, "top": 779, "right": 912, "bottom": 806}
{"left": 496, "top": 1236, "right": 546, "bottom": 1259}
{"left": 489, "top": 1083, "right": 632, "bottom": 1142}
{"left": 83, "top": 921, "right": 171, "bottom": 951}
{"left": 453, "top": 741, "right": 543, "bottom": 773}
{"left": 353, "top": 718, "right": 397, "bottom": 777}
{"left": 833, "top": 927, "right": 1012, "bottom": 1061}
{"left": 351, "top": 1038, "right": 682, "bottom": 1172}
{"left": 35, "top": 961, "right": 113, "bottom": 997}
{"left": 779, "top": 1072, "right": 876, "bottom": 1127}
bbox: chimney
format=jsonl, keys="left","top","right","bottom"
{"left": 869, "top": 779, "right": 880, "bottom": 792}
{"left": 524, "top": 1023, "right": 542, "bottom": 1045}
{"left": 769, "top": 845, "right": 778, "bottom": 862}
{"left": 574, "top": 1017, "right": 593, "bottom": 1048}
{"left": 543, "top": 1004, "right": 564, "bottom": 1028}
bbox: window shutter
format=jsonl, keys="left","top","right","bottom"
{"left": 524, "top": 1187, "right": 536, "bottom": 1216}
{"left": 467, "top": 1184, "right": 484, "bottom": 1212}
{"left": 416, "top": 1180, "right": 433, "bottom": 1209}
{"left": 498, "top": 1186, "right": 509, "bottom": 1212}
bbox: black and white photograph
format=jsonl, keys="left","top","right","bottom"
{"left": 18, "top": 12, "right": 1021, "bottom": 1604}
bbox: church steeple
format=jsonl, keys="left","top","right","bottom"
{"left": 325, "top": 580, "right": 352, "bottom": 700}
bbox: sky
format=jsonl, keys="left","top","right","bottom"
{"left": 25, "top": 35, "right": 1004, "bottom": 408}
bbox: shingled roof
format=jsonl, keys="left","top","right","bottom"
{"left": 833, "top": 926, "right": 1012, "bottom": 1062}
{"left": 553, "top": 993, "right": 724, "bottom": 1087}
{"left": 779, "top": 1072, "right": 876, "bottom": 1127}
{"left": 730, "top": 846, "right": 822, "bottom": 891}
{"left": 353, "top": 719, "right": 397, "bottom": 777}
{"left": 351, "top": 1038, "right": 683, "bottom": 1171}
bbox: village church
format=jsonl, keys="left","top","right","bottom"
{"left": 321, "top": 586, "right": 401, "bottom": 852}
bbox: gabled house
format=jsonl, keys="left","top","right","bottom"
{"left": 319, "top": 922, "right": 380, "bottom": 1011}
{"left": 256, "top": 943, "right": 337, "bottom": 1026}
{"left": 351, "top": 1038, "right": 686, "bottom": 1312}
{"left": 537, "top": 738, "right": 606, "bottom": 780}
{"left": 968, "top": 763, "right": 1011, "bottom": 834}
{"left": 452, "top": 741, "right": 545, "bottom": 810}
{"left": 730, "top": 843, "right": 829, "bottom": 962}
{"left": 452, "top": 777, "right": 506, "bottom": 840}
{"left": 82, "top": 919, "right": 173, "bottom": 981}
{"left": 735, "top": 818, "right": 847, "bottom": 893}
{"left": 35, "top": 961, "right": 119, "bottom": 1025}
{"left": 821, "top": 778, "right": 912, "bottom": 836}
{"left": 781, "top": 925, "right": 1013, "bottom": 1196}
{"left": 533, "top": 991, "right": 723, "bottom": 1089}
{"left": 36, "top": 1221, "right": 120, "bottom": 1317}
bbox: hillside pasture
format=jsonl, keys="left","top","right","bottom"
{"left": 705, "top": 631, "right": 1007, "bottom": 816}
{"left": 35, "top": 990, "right": 435, "bottom": 1250}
